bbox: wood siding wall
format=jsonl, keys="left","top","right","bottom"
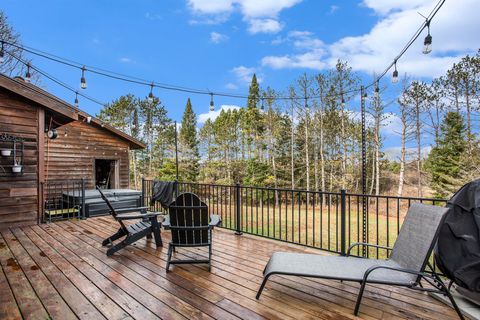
{"left": 45, "top": 121, "right": 130, "bottom": 189}
{"left": 0, "top": 88, "right": 40, "bottom": 229}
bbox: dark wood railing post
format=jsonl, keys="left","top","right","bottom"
{"left": 340, "top": 189, "right": 346, "bottom": 256}
{"left": 235, "top": 183, "right": 243, "bottom": 235}
{"left": 81, "top": 178, "right": 86, "bottom": 219}
{"left": 141, "top": 177, "right": 145, "bottom": 207}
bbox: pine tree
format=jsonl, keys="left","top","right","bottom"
{"left": 426, "top": 112, "right": 466, "bottom": 197}
{"left": 241, "top": 74, "right": 263, "bottom": 159}
{"left": 179, "top": 98, "right": 200, "bottom": 181}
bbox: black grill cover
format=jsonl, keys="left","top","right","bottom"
{"left": 150, "top": 180, "right": 177, "bottom": 209}
{"left": 435, "top": 179, "right": 480, "bottom": 292}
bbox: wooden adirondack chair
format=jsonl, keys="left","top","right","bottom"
{"left": 162, "top": 192, "right": 221, "bottom": 271}
{"left": 96, "top": 186, "right": 163, "bottom": 256}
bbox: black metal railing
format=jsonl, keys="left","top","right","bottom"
{"left": 41, "top": 179, "right": 85, "bottom": 222}
{"left": 141, "top": 179, "right": 447, "bottom": 260}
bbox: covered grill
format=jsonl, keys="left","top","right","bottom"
{"left": 435, "top": 179, "right": 480, "bottom": 305}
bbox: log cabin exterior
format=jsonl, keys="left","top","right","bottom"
{"left": 0, "top": 75, "right": 144, "bottom": 229}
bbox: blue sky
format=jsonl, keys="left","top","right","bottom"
{"left": 2, "top": 0, "right": 479, "bottom": 155}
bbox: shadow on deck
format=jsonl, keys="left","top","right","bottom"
{"left": 0, "top": 216, "right": 459, "bottom": 319}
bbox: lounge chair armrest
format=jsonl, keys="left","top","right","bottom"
{"left": 162, "top": 214, "right": 221, "bottom": 229}
{"left": 347, "top": 242, "right": 393, "bottom": 257}
{"left": 363, "top": 265, "right": 436, "bottom": 286}
{"left": 116, "top": 211, "right": 164, "bottom": 220}
{"left": 115, "top": 206, "right": 149, "bottom": 214}
{"left": 209, "top": 214, "right": 221, "bottom": 227}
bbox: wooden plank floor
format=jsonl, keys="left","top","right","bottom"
{"left": 0, "top": 217, "right": 460, "bottom": 320}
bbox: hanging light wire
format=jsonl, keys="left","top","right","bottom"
{"left": 0, "top": 0, "right": 445, "bottom": 102}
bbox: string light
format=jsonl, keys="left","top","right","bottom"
{"left": 341, "top": 95, "right": 346, "bottom": 107}
{"left": 392, "top": 61, "right": 399, "bottom": 84}
{"left": 374, "top": 81, "right": 380, "bottom": 99}
{"left": 0, "top": 41, "right": 4, "bottom": 64}
{"left": 74, "top": 91, "right": 79, "bottom": 108}
{"left": 423, "top": 21, "right": 432, "bottom": 54}
{"left": 0, "top": 0, "right": 445, "bottom": 107}
{"left": 209, "top": 93, "right": 215, "bottom": 111}
{"left": 147, "top": 82, "right": 154, "bottom": 103}
{"left": 80, "top": 66, "right": 87, "bottom": 89}
{"left": 25, "top": 63, "right": 31, "bottom": 83}
{"left": 261, "top": 97, "right": 264, "bottom": 110}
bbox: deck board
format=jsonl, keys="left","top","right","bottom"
{"left": 0, "top": 216, "right": 460, "bottom": 320}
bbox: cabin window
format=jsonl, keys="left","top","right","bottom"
{"left": 95, "top": 159, "right": 119, "bottom": 189}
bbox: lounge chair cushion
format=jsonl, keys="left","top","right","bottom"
{"left": 264, "top": 252, "right": 417, "bottom": 285}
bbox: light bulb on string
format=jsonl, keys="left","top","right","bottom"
{"left": 362, "top": 92, "right": 368, "bottom": 101}
{"left": 25, "top": 63, "right": 31, "bottom": 83}
{"left": 0, "top": 41, "right": 4, "bottom": 64}
{"left": 209, "top": 93, "right": 215, "bottom": 111}
{"left": 80, "top": 66, "right": 87, "bottom": 89}
{"left": 147, "top": 82, "right": 154, "bottom": 103}
{"left": 423, "top": 21, "right": 432, "bottom": 54}
{"left": 374, "top": 82, "right": 380, "bottom": 99}
{"left": 392, "top": 62, "right": 399, "bottom": 84}
{"left": 341, "top": 95, "right": 346, "bottom": 108}
{"left": 74, "top": 91, "right": 79, "bottom": 108}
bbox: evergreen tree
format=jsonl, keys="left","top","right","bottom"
{"left": 426, "top": 112, "right": 466, "bottom": 197}
{"left": 241, "top": 73, "right": 264, "bottom": 159}
{"left": 247, "top": 74, "right": 260, "bottom": 109}
{"left": 179, "top": 98, "right": 200, "bottom": 181}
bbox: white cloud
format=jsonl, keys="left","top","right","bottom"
{"left": 231, "top": 65, "right": 262, "bottom": 84}
{"left": 260, "top": 0, "right": 480, "bottom": 78}
{"left": 262, "top": 49, "right": 327, "bottom": 70}
{"left": 186, "top": 0, "right": 302, "bottom": 33}
{"left": 119, "top": 57, "right": 134, "bottom": 63}
{"left": 210, "top": 31, "right": 229, "bottom": 43}
{"left": 225, "top": 82, "right": 238, "bottom": 89}
{"left": 328, "top": 5, "right": 339, "bottom": 15}
{"left": 198, "top": 105, "right": 241, "bottom": 124}
{"left": 384, "top": 146, "right": 432, "bottom": 161}
{"left": 145, "top": 12, "right": 162, "bottom": 20}
{"left": 247, "top": 18, "right": 283, "bottom": 34}
{"left": 262, "top": 31, "right": 326, "bottom": 70}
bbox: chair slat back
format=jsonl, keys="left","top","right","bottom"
{"left": 96, "top": 186, "right": 127, "bottom": 231}
{"left": 168, "top": 192, "right": 209, "bottom": 245}
{"left": 390, "top": 203, "right": 449, "bottom": 275}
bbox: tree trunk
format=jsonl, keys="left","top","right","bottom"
{"left": 397, "top": 114, "right": 406, "bottom": 197}
{"left": 291, "top": 104, "right": 295, "bottom": 190}
{"left": 416, "top": 103, "right": 422, "bottom": 197}
{"left": 305, "top": 109, "right": 310, "bottom": 192}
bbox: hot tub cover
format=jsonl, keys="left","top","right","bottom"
{"left": 435, "top": 179, "right": 480, "bottom": 292}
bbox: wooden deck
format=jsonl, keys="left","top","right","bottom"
{"left": 0, "top": 216, "right": 459, "bottom": 320}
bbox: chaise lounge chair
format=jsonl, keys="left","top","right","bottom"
{"left": 96, "top": 186, "right": 163, "bottom": 256}
{"left": 162, "top": 192, "right": 221, "bottom": 272}
{"left": 256, "top": 203, "right": 465, "bottom": 319}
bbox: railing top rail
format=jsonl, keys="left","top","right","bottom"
{"left": 344, "top": 192, "right": 448, "bottom": 202}
{"left": 144, "top": 179, "right": 448, "bottom": 203}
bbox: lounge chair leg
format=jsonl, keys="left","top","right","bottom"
{"left": 444, "top": 289, "right": 465, "bottom": 320}
{"left": 435, "top": 278, "right": 465, "bottom": 320}
{"left": 354, "top": 281, "right": 367, "bottom": 316}
{"left": 256, "top": 274, "right": 271, "bottom": 299}
{"left": 166, "top": 244, "right": 173, "bottom": 272}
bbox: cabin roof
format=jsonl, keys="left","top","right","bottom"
{"left": 0, "top": 74, "right": 145, "bottom": 150}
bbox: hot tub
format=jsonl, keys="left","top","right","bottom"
{"left": 62, "top": 189, "right": 142, "bottom": 217}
